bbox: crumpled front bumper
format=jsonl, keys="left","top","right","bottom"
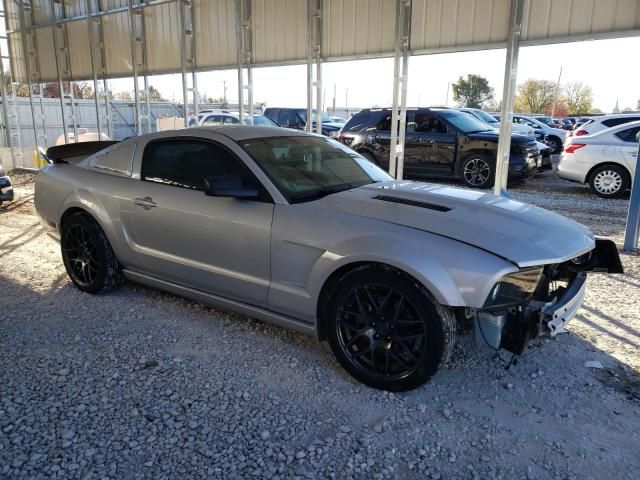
{"left": 542, "top": 273, "right": 587, "bottom": 336}
{"left": 474, "top": 273, "right": 588, "bottom": 354}
{"left": 474, "top": 238, "right": 622, "bottom": 355}
{"left": 0, "top": 175, "right": 14, "bottom": 203}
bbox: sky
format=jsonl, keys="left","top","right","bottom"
{"left": 65, "top": 36, "right": 640, "bottom": 114}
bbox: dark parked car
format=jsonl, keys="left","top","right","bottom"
{"left": 337, "top": 108, "right": 539, "bottom": 189}
{"left": 263, "top": 108, "right": 342, "bottom": 137}
{"left": 0, "top": 167, "right": 14, "bottom": 206}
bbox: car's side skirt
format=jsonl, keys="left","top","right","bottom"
{"left": 122, "top": 269, "right": 317, "bottom": 338}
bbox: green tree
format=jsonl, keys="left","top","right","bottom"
{"left": 451, "top": 74, "right": 494, "bottom": 108}
{"left": 146, "top": 85, "right": 165, "bottom": 101}
{"left": 563, "top": 81, "right": 593, "bottom": 115}
{"left": 514, "top": 79, "right": 556, "bottom": 114}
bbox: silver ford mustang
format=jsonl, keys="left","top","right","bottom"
{"left": 35, "top": 126, "right": 622, "bottom": 391}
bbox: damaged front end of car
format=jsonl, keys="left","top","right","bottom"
{"left": 472, "top": 238, "right": 623, "bottom": 354}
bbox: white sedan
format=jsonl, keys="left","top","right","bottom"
{"left": 557, "top": 120, "right": 639, "bottom": 198}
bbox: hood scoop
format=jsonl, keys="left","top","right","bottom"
{"left": 373, "top": 195, "right": 451, "bottom": 212}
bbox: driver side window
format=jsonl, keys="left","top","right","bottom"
{"left": 141, "top": 139, "right": 262, "bottom": 196}
{"left": 278, "top": 110, "right": 300, "bottom": 127}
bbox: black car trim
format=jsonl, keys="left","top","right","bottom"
{"left": 373, "top": 195, "right": 451, "bottom": 212}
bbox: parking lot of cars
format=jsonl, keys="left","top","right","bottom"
{"left": 1, "top": 167, "right": 639, "bottom": 479}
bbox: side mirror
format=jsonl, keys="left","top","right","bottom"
{"left": 204, "top": 175, "right": 259, "bottom": 199}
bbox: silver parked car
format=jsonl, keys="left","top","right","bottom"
{"left": 35, "top": 127, "right": 622, "bottom": 391}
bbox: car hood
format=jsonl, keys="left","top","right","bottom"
{"left": 312, "top": 181, "right": 594, "bottom": 267}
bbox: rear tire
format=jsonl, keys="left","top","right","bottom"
{"left": 588, "top": 164, "right": 629, "bottom": 199}
{"left": 462, "top": 154, "right": 494, "bottom": 189}
{"left": 325, "top": 265, "right": 456, "bottom": 391}
{"left": 60, "top": 212, "right": 124, "bottom": 293}
{"left": 548, "top": 136, "right": 563, "bottom": 154}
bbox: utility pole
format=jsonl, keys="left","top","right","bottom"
{"left": 445, "top": 82, "right": 450, "bottom": 107}
{"left": 345, "top": 88, "right": 348, "bottom": 116}
{"left": 551, "top": 66, "right": 563, "bottom": 117}
{"left": 332, "top": 84, "right": 336, "bottom": 115}
{"left": 223, "top": 80, "right": 227, "bottom": 103}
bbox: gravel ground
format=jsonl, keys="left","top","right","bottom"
{"left": 1, "top": 169, "right": 639, "bottom": 480}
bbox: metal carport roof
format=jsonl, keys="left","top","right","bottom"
{"left": 5, "top": 0, "right": 640, "bottom": 82}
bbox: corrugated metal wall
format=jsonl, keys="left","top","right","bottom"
{"left": 5, "top": 0, "right": 640, "bottom": 82}
{"left": 4, "top": 97, "right": 183, "bottom": 147}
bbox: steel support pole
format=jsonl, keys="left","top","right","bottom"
{"left": 86, "top": 0, "right": 102, "bottom": 139}
{"left": 128, "top": 0, "right": 141, "bottom": 135}
{"left": 493, "top": 0, "right": 524, "bottom": 197}
{"left": 305, "top": 0, "right": 313, "bottom": 132}
{"left": 389, "top": 0, "right": 411, "bottom": 179}
{"left": 236, "top": 0, "right": 247, "bottom": 124}
{"left": 178, "top": 0, "right": 189, "bottom": 127}
{"left": 18, "top": 0, "right": 41, "bottom": 155}
{"left": 623, "top": 143, "right": 640, "bottom": 251}
{"left": 244, "top": 0, "right": 253, "bottom": 124}
{"left": 314, "top": 1, "right": 322, "bottom": 135}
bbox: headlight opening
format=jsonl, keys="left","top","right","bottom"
{"left": 484, "top": 267, "right": 543, "bottom": 308}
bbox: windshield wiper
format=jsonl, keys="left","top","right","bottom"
{"left": 289, "top": 182, "right": 369, "bottom": 202}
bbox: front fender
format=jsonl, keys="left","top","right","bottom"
{"left": 307, "top": 231, "right": 517, "bottom": 311}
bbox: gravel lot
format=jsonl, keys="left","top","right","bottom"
{"left": 1, "top": 169, "right": 639, "bottom": 479}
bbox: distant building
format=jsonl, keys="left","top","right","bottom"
{"left": 612, "top": 99, "right": 620, "bottom": 114}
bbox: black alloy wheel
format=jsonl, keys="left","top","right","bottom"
{"left": 326, "top": 265, "right": 455, "bottom": 391}
{"left": 61, "top": 212, "right": 124, "bottom": 293}
{"left": 63, "top": 222, "right": 100, "bottom": 287}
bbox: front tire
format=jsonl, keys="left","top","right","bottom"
{"left": 462, "top": 154, "right": 494, "bottom": 189}
{"left": 588, "top": 164, "right": 629, "bottom": 199}
{"left": 61, "top": 212, "right": 124, "bottom": 293}
{"left": 325, "top": 265, "right": 456, "bottom": 391}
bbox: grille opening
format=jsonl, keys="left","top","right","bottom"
{"left": 373, "top": 195, "right": 451, "bottom": 212}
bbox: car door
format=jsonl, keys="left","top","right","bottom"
{"left": 402, "top": 111, "right": 424, "bottom": 169}
{"left": 129, "top": 137, "right": 274, "bottom": 307}
{"left": 404, "top": 112, "right": 456, "bottom": 175}
{"left": 367, "top": 113, "right": 393, "bottom": 165}
{"left": 616, "top": 125, "right": 640, "bottom": 176}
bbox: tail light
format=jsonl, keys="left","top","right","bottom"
{"left": 564, "top": 143, "right": 586, "bottom": 154}
{"left": 574, "top": 130, "right": 588, "bottom": 136}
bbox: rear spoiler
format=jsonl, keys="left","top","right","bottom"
{"left": 41, "top": 141, "right": 120, "bottom": 164}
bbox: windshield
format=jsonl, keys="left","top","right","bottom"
{"left": 440, "top": 111, "right": 494, "bottom": 133}
{"left": 470, "top": 109, "right": 499, "bottom": 124}
{"left": 240, "top": 136, "right": 392, "bottom": 203}
{"left": 295, "top": 109, "right": 334, "bottom": 124}
{"left": 242, "top": 116, "right": 279, "bottom": 127}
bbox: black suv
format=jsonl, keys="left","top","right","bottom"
{"left": 338, "top": 108, "right": 539, "bottom": 188}
{"left": 263, "top": 108, "right": 342, "bottom": 137}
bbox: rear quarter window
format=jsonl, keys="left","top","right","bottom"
{"left": 615, "top": 126, "right": 640, "bottom": 143}
{"left": 92, "top": 143, "right": 136, "bottom": 176}
{"left": 602, "top": 117, "right": 640, "bottom": 128}
{"left": 342, "top": 114, "right": 373, "bottom": 132}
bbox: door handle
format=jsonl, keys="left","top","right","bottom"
{"left": 134, "top": 196, "right": 157, "bottom": 210}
